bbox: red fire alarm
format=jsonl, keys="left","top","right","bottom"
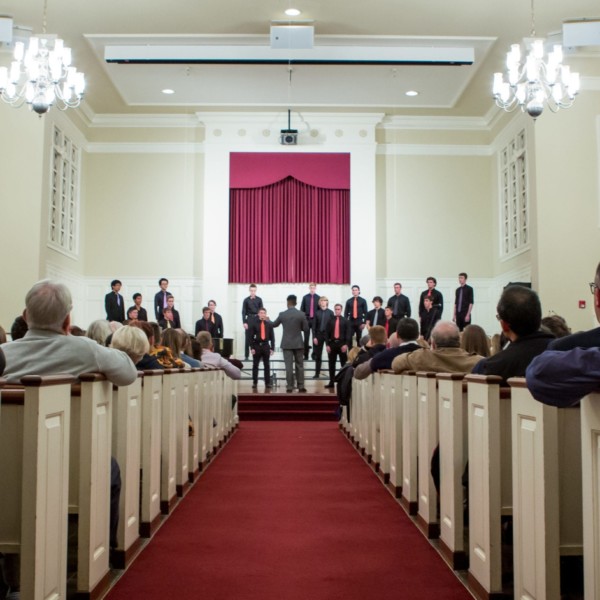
{"left": 579, "top": 300, "right": 586, "bottom": 309}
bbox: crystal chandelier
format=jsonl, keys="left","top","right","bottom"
{"left": 492, "top": 0, "right": 580, "bottom": 119}
{"left": 0, "top": 0, "right": 85, "bottom": 115}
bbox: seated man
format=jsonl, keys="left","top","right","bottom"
{"left": 472, "top": 285, "right": 553, "bottom": 384}
{"left": 196, "top": 331, "right": 242, "bottom": 380}
{"left": 354, "top": 318, "right": 421, "bottom": 380}
{"left": 158, "top": 307, "right": 177, "bottom": 330}
{"left": 392, "top": 320, "right": 483, "bottom": 374}
{"left": 351, "top": 325, "right": 388, "bottom": 368}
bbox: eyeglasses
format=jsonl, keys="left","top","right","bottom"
{"left": 590, "top": 282, "right": 598, "bottom": 295}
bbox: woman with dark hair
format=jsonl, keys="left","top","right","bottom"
{"left": 460, "top": 324, "right": 490, "bottom": 357}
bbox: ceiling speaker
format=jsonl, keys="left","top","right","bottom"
{"left": 270, "top": 26, "right": 314, "bottom": 50}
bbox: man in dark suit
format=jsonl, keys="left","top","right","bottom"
{"left": 195, "top": 306, "right": 218, "bottom": 337}
{"left": 419, "top": 276, "right": 444, "bottom": 320}
{"left": 366, "top": 296, "right": 385, "bottom": 328}
{"left": 382, "top": 306, "right": 398, "bottom": 339}
{"left": 420, "top": 297, "right": 440, "bottom": 340}
{"left": 272, "top": 294, "right": 309, "bottom": 393}
{"left": 312, "top": 296, "right": 334, "bottom": 379}
{"left": 344, "top": 285, "right": 368, "bottom": 347}
{"left": 207, "top": 299, "right": 224, "bottom": 338}
{"left": 387, "top": 282, "right": 411, "bottom": 319}
{"left": 105, "top": 279, "right": 125, "bottom": 323}
{"left": 326, "top": 303, "right": 352, "bottom": 387}
{"left": 127, "top": 293, "right": 148, "bottom": 322}
{"left": 453, "top": 272, "right": 474, "bottom": 331}
{"left": 242, "top": 284, "right": 263, "bottom": 360}
{"left": 165, "top": 296, "right": 181, "bottom": 329}
{"left": 154, "top": 278, "right": 171, "bottom": 320}
{"left": 249, "top": 307, "right": 275, "bottom": 388}
{"left": 300, "top": 282, "right": 320, "bottom": 359}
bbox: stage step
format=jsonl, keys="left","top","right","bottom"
{"left": 237, "top": 392, "right": 339, "bottom": 421}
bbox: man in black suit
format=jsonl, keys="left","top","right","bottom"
{"left": 207, "top": 300, "right": 224, "bottom": 338}
{"left": 242, "top": 284, "right": 263, "bottom": 360}
{"left": 165, "top": 296, "right": 181, "bottom": 329}
{"left": 420, "top": 297, "right": 440, "bottom": 340}
{"left": 366, "top": 296, "right": 385, "bottom": 328}
{"left": 105, "top": 279, "right": 125, "bottom": 323}
{"left": 326, "top": 303, "right": 352, "bottom": 387}
{"left": 195, "top": 307, "right": 218, "bottom": 337}
{"left": 154, "top": 278, "right": 171, "bottom": 321}
{"left": 419, "top": 276, "right": 443, "bottom": 320}
{"left": 344, "top": 285, "right": 368, "bottom": 347}
{"left": 312, "top": 296, "right": 334, "bottom": 379}
{"left": 453, "top": 272, "right": 474, "bottom": 331}
{"left": 249, "top": 307, "right": 275, "bottom": 388}
{"left": 272, "top": 295, "right": 309, "bottom": 393}
{"left": 127, "top": 293, "right": 148, "bottom": 322}
{"left": 387, "top": 282, "right": 411, "bottom": 319}
{"left": 300, "top": 282, "right": 320, "bottom": 359}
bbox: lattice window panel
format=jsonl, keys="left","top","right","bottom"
{"left": 500, "top": 129, "right": 529, "bottom": 258}
{"left": 48, "top": 125, "right": 80, "bottom": 256}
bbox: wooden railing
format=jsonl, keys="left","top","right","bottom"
{"left": 0, "top": 367, "right": 236, "bottom": 600}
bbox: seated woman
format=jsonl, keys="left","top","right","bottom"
{"left": 128, "top": 321, "right": 164, "bottom": 369}
{"left": 110, "top": 325, "right": 149, "bottom": 366}
{"left": 160, "top": 328, "right": 190, "bottom": 369}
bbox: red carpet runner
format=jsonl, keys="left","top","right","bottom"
{"left": 107, "top": 422, "right": 472, "bottom": 600}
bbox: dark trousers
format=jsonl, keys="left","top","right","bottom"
{"left": 348, "top": 319, "right": 363, "bottom": 347}
{"left": 252, "top": 343, "right": 271, "bottom": 384}
{"left": 328, "top": 342, "right": 347, "bottom": 382}
{"left": 304, "top": 318, "right": 315, "bottom": 358}
{"left": 313, "top": 333, "right": 327, "bottom": 375}
{"left": 244, "top": 316, "right": 258, "bottom": 358}
{"left": 456, "top": 312, "right": 470, "bottom": 332}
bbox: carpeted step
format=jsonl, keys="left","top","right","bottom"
{"left": 238, "top": 409, "right": 339, "bottom": 421}
{"left": 237, "top": 392, "right": 339, "bottom": 421}
{"left": 238, "top": 400, "right": 338, "bottom": 412}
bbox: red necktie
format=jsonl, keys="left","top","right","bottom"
{"left": 353, "top": 298, "right": 357, "bottom": 319}
{"left": 260, "top": 320, "right": 265, "bottom": 340}
{"left": 334, "top": 317, "right": 340, "bottom": 339}
{"left": 309, "top": 295, "right": 314, "bottom": 318}
{"left": 385, "top": 321, "right": 389, "bottom": 336}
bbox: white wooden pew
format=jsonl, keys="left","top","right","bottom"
{"left": 139, "top": 370, "right": 163, "bottom": 538}
{"left": 416, "top": 372, "right": 439, "bottom": 539}
{"left": 381, "top": 371, "right": 403, "bottom": 498}
{"left": 376, "top": 371, "right": 393, "bottom": 484}
{"left": 581, "top": 391, "right": 600, "bottom": 600}
{"left": 368, "top": 375, "right": 380, "bottom": 470}
{"left": 175, "top": 370, "right": 191, "bottom": 498}
{"left": 188, "top": 369, "right": 202, "bottom": 483}
{"left": 510, "top": 378, "right": 582, "bottom": 600}
{"left": 465, "top": 374, "right": 511, "bottom": 599}
{"left": 111, "top": 373, "right": 143, "bottom": 569}
{"left": 436, "top": 373, "right": 468, "bottom": 570}
{"left": 401, "top": 372, "right": 419, "bottom": 515}
{"left": 160, "top": 369, "right": 180, "bottom": 514}
{"left": 0, "top": 376, "right": 73, "bottom": 600}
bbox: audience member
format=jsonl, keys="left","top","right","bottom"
{"left": 460, "top": 324, "right": 490, "bottom": 357}
{"left": 195, "top": 306, "right": 218, "bottom": 337}
{"left": 419, "top": 276, "right": 443, "bottom": 320}
{"left": 86, "top": 319, "right": 112, "bottom": 346}
{"left": 453, "top": 272, "right": 474, "bottom": 331}
{"left": 110, "top": 325, "right": 149, "bottom": 365}
{"left": 105, "top": 279, "right": 125, "bottom": 323}
{"left": 154, "top": 277, "right": 171, "bottom": 320}
{"left": 392, "top": 321, "right": 482, "bottom": 374}
{"left": 344, "top": 285, "right": 368, "bottom": 347}
{"left": 10, "top": 316, "right": 28, "bottom": 341}
{"left": 272, "top": 294, "right": 309, "bottom": 393}
{"left": 0, "top": 326, "right": 7, "bottom": 344}
{"left": 148, "top": 322, "right": 185, "bottom": 368}
{"left": 300, "top": 283, "right": 320, "bottom": 360}
{"left": 354, "top": 318, "right": 420, "bottom": 380}
{"left": 69, "top": 325, "right": 86, "bottom": 336}
{"left": 128, "top": 321, "right": 164, "bottom": 369}
{"left": 312, "top": 297, "right": 334, "bottom": 380}
{"left": 161, "top": 329, "right": 190, "bottom": 369}
{"left": 366, "top": 296, "right": 385, "bottom": 328}
{"left": 242, "top": 284, "right": 263, "bottom": 360}
{"left": 126, "top": 307, "right": 139, "bottom": 322}
{"left": 351, "top": 325, "right": 387, "bottom": 368}
{"left": 472, "top": 285, "right": 553, "bottom": 384}
{"left": 207, "top": 300, "right": 224, "bottom": 338}
{"left": 387, "top": 282, "right": 411, "bottom": 319}
{"left": 490, "top": 333, "right": 504, "bottom": 356}
{"left": 196, "top": 331, "right": 242, "bottom": 379}
{"left": 420, "top": 296, "right": 440, "bottom": 341}
{"left": 325, "top": 303, "right": 352, "bottom": 388}
{"left": 541, "top": 314, "right": 571, "bottom": 338}
{"left": 177, "top": 330, "right": 203, "bottom": 368}
{"left": 249, "top": 307, "right": 275, "bottom": 388}
{"left": 128, "top": 293, "right": 148, "bottom": 321}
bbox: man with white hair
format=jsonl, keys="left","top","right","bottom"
{"left": 1, "top": 280, "right": 137, "bottom": 385}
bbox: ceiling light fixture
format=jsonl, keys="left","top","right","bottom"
{"left": 405, "top": 90, "right": 419, "bottom": 97}
{"left": 0, "top": 0, "right": 85, "bottom": 115}
{"left": 285, "top": 8, "right": 301, "bottom": 17}
{"left": 162, "top": 88, "right": 175, "bottom": 94}
{"left": 492, "top": 0, "right": 579, "bottom": 119}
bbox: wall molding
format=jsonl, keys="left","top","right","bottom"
{"left": 376, "top": 143, "right": 493, "bottom": 156}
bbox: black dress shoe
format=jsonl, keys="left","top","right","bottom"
{"left": 252, "top": 384, "right": 258, "bottom": 389}
{"left": 325, "top": 382, "right": 335, "bottom": 388}
{"left": 298, "top": 388, "right": 307, "bottom": 393}
{"left": 286, "top": 388, "right": 293, "bottom": 393}
{"left": 265, "top": 384, "right": 272, "bottom": 389}
{"left": 312, "top": 374, "right": 320, "bottom": 379}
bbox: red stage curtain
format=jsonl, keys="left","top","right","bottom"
{"left": 229, "top": 176, "right": 350, "bottom": 284}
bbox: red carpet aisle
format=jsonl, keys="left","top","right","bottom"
{"left": 106, "top": 423, "right": 472, "bottom": 600}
